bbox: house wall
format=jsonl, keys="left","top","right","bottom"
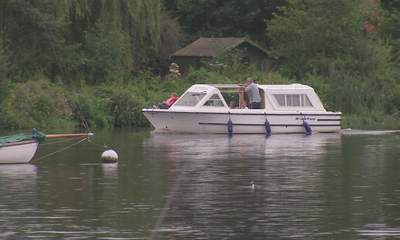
{"left": 170, "top": 56, "right": 204, "bottom": 75}
{"left": 236, "top": 43, "right": 272, "bottom": 72}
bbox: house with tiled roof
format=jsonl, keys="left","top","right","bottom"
{"left": 170, "top": 37, "right": 272, "bottom": 74}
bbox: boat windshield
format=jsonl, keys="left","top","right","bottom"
{"left": 174, "top": 91, "right": 207, "bottom": 107}
{"left": 203, "top": 94, "right": 225, "bottom": 107}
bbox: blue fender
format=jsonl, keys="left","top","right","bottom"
{"left": 227, "top": 117, "right": 233, "bottom": 136}
{"left": 303, "top": 121, "right": 312, "bottom": 135}
{"left": 264, "top": 119, "right": 272, "bottom": 137}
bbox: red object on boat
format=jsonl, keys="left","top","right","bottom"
{"left": 163, "top": 94, "right": 179, "bottom": 108}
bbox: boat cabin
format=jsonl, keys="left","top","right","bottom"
{"left": 170, "top": 84, "right": 326, "bottom": 112}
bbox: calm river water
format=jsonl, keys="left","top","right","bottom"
{"left": 1, "top": 129, "right": 400, "bottom": 239}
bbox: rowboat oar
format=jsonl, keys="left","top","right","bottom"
{"left": 45, "top": 132, "right": 94, "bottom": 139}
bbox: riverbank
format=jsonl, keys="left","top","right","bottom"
{"left": 1, "top": 69, "right": 399, "bottom": 132}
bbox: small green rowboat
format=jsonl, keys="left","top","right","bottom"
{"left": 0, "top": 129, "right": 93, "bottom": 164}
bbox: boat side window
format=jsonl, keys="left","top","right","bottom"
{"left": 302, "top": 95, "right": 313, "bottom": 107}
{"left": 174, "top": 92, "right": 207, "bottom": 107}
{"left": 286, "top": 94, "right": 300, "bottom": 107}
{"left": 203, "top": 94, "right": 225, "bottom": 107}
{"left": 273, "top": 94, "right": 313, "bottom": 107}
{"left": 274, "top": 94, "right": 286, "bottom": 106}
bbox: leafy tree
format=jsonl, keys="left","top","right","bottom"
{"left": 381, "top": 0, "right": 400, "bottom": 10}
{"left": 159, "top": 11, "right": 182, "bottom": 60}
{"left": 269, "top": 0, "right": 364, "bottom": 78}
{"left": 60, "top": 0, "right": 161, "bottom": 73}
{"left": 380, "top": 9, "right": 400, "bottom": 63}
{"left": 81, "top": 22, "right": 132, "bottom": 84}
{"left": 0, "top": 0, "right": 65, "bottom": 77}
{"left": 268, "top": 0, "right": 395, "bottom": 113}
{"left": 0, "top": 37, "right": 10, "bottom": 102}
{"left": 0, "top": 0, "right": 161, "bottom": 82}
{"left": 379, "top": 4, "right": 400, "bottom": 113}
{"left": 163, "top": 0, "right": 286, "bottom": 43}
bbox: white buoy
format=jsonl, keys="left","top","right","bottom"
{"left": 101, "top": 150, "right": 118, "bottom": 163}
{"left": 251, "top": 181, "right": 255, "bottom": 191}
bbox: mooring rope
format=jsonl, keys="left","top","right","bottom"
{"left": 33, "top": 137, "right": 89, "bottom": 162}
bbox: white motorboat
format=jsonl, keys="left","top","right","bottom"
{"left": 142, "top": 84, "right": 341, "bottom": 134}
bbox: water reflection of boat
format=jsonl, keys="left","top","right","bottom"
{"left": 0, "top": 164, "right": 37, "bottom": 177}
{"left": 143, "top": 84, "right": 341, "bottom": 134}
{"left": 0, "top": 165, "right": 38, "bottom": 190}
{"left": 146, "top": 133, "right": 342, "bottom": 239}
{"left": 146, "top": 133, "right": 341, "bottom": 161}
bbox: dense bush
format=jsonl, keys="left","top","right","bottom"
{"left": 0, "top": 80, "right": 75, "bottom": 131}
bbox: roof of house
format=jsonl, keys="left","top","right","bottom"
{"left": 172, "top": 37, "right": 268, "bottom": 57}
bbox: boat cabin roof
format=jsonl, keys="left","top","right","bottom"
{"left": 170, "top": 83, "right": 327, "bottom": 112}
{"left": 210, "top": 83, "right": 313, "bottom": 90}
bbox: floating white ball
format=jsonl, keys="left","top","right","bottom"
{"left": 101, "top": 150, "right": 118, "bottom": 163}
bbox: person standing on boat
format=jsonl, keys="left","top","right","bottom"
{"left": 244, "top": 78, "right": 261, "bottom": 109}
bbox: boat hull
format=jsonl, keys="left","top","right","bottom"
{"left": 0, "top": 140, "right": 39, "bottom": 164}
{"left": 142, "top": 110, "right": 341, "bottom": 134}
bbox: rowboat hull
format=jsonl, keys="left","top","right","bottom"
{"left": 0, "top": 140, "right": 39, "bottom": 164}
{"left": 142, "top": 110, "right": 341, "bottom": 134}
